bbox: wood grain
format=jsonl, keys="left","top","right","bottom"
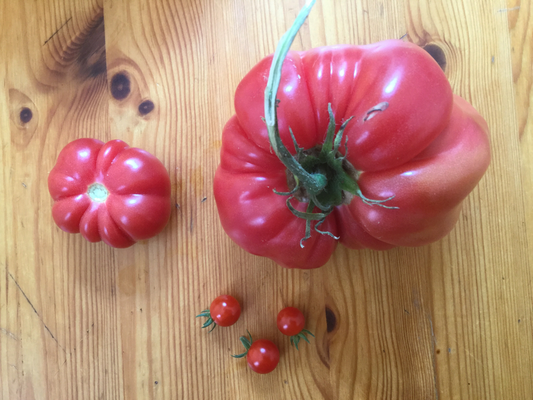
{"left": 508, "top": 0, "right": 533, "bottom": 267}
{"left": 1, "top": 0, "right": 532, "bottom": 399}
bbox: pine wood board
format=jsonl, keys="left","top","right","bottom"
{"left": 1, "top": 0, "right": 532, "bottom": 399}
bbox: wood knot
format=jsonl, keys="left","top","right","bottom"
{"left": 110, "top": 73, "right": 131, "bottom": 100}
{"left": 423, "top": 44, "right": 447, "bottom": 72}
{"left": 19, "top": 108, "right": 33, "bottom": 124}
{"left": 325, "top": 306, "right": 337, "bottom": 333}
{"left": 75, "top": 16, "right": 106, "bottom": 79}
{"left": 9, "top": 89, "right": 39, "bottom": 147}
{"left": 139, "top": 100, "right": 154, "bottom": 115}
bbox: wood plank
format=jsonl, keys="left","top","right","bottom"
{"left": 509, "top": 0, "right": 533, "bottom": 395}
{"left": 0, "top": 1, "right": 124, "bottom": 399}
{"left": 404, "top": 2, "right": 533, "bottom": 399}
{"left": 508, "top": 0, "right": 533, "bottom": 259}
{"left": 1, "top": 0, "right": 532, "bottom": 399}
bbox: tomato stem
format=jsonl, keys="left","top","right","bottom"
{"left": 264, "top": 0, "right": 325, "bottom": 196}
{"left": 264, "top": 0, "right": 398, "bottom": 245}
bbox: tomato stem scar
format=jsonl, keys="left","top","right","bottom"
{"left": 87, "top": 183, "right": 109, "bottom": 202}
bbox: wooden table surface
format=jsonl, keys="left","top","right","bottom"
{"left": 1, "top": 0, "right": 532, "bottom": 399}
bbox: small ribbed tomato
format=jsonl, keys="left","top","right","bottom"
{"left": 48, "top": 138, "right": 171, "bottom": 248}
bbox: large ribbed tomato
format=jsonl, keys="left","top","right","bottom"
{"left": 214, "top": 39, "right": 490, "bottom": 269}
{"left": 48, "top": 138, "right": 171, "bottom": 248}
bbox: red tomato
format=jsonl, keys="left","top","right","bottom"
{"left": 277, "top": 307, "right": 305, "bottom": 336}
{"left": 214, "top": 40, "right": 491, "bottom": 269}
{"left": 232, "top": 332, "right": 280, "bottom": 373}
{"left": 246, "top": 339, "right": 280, "bottom": 374}
{"left": 48, "top": 138, "right": 171, "bottom": 248}
{"left": 210, "top": 295, "right": 241, "bottom": 327}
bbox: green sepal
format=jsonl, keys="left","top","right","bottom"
{"left": 201, "top": 319, "right": 214, "bottom": 329}
{"left": 289, "top": 127, "right": 302, "bottom": 156}
{"left": 320, "top": 103, "right": 337, "bottom": 158}
{"left": 300, "top": 155, "right": 321, "bottom": 172}
{"left": 309, "top": 192, "right": 333, "bottom": 212}
{"left": 231, "top": 330, "right": 253, "bottom": 358}
{"left": 302, "top": 329, "right": 315, "bottom": 337}
{"left": 196, "top": 308, "right": 217, "bottom": 332}
{"left": 289, "top": 329, "right": 315, "bottom": 350}
{"left": 333, "top": 115, "right": 354, "bottom": 154}
{"left": 273, "top": 183, "right": 300, "bottom": 196}
{"left": 314, "top": 219, "right": 340, "bottom": 240}
{"left": 356, "top": 189, "right": 399, "bottom": 209}
{"left": 300, "top": 333, "right": 310, "bottom": 344}
{"left": 286, "top": 197, "right": 331, "bottom": 221}
{"left": 195, "top": 309, "right": 210, "bottom": 318}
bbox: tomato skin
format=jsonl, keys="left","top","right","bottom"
{"left": 209, "top": 295, "right": 241, "bottom": 327}
{"left": 214, "top": 40, "right": 491, "bottom": 268}
{"left": 246, "top": 339, "right": 280, "bottom": 374}
{"left": 277, "top": 307, "right": 305, "bottom": 336}
{"left": 48, "top": 139, "right": 172, "bottom": 248}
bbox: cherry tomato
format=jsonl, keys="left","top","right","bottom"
{"left": 277, "top": 307, "right": 305, "bottom": 336}
{"left": 246, "top": 339, "right": 279, "bottom": 374}
{"left": 277, "top": 307, "right": 315, "bottom": 349}
{"left": 196, "top": 295, "right": 241, "bottom": 331}
{"left": 232, "top": 331, "right": 279, "bottom": 374}
{"left": 210, "top": 295, "right": 241, "bottom": 327}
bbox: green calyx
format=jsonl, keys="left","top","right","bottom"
{"left": 264, "top": 0, "right": 397, "bottom": 247}
{"left": 290, "top": 329, "right": 315, "bottom": 350}
{"left": 231, "top": 330, "right": 253, "bottom": 359}
{"left": 196, "top": 309, "right": 217, "bottom": 333}
{"left": 286, "top": 104, "right": 357, "bottom": 208}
